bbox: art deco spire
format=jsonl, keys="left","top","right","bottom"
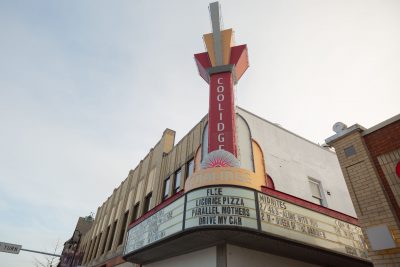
{"left": 194, "top": 1, "right": 249, "bottom": 166}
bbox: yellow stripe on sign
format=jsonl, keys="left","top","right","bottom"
{"left": 203, "top": 29, "right": 234, "bottom": 67}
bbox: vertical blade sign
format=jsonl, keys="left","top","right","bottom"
{"left": 208, "top": 72, "right": 237, "bottom": 156}
{"left": 194, "top": 1, "right": 249, "bottom": 168}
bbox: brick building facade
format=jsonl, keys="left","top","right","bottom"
{"left": 326, "top": 114, "right": 400, "bottom": 266}
{"left": 59, "top": 216, "right": 94, "bottom": 267}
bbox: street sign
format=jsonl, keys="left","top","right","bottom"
{"left": 0, "top": 242, "right": 22, "bottom": 254}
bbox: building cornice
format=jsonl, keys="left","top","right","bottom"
{"left": 325, "top": 124, "right": 366, "bottom": 145}
{"left": 362, "top": 113, "right": 400, "bottom": 136}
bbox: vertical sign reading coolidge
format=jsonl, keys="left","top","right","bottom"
{"left": 185, "top": 186, "right": 257, "bottom": 229}
{"left": 124, "top": 197, "right": 184, "bottom": 255}
{"left": 208, "top": 73, "right": 237, "bottom": 156}
{"left": 258, "top": 193, "right": 368, "bottom": 259}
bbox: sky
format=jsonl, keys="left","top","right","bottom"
{"left": 0, "top": 0, "right": 399, "bottom": 266}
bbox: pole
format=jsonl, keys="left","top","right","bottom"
{"left": 20, "top": 248, "right": 61, "bottom": 257}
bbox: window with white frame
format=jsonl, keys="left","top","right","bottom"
{"left": 173, "top": 169, "right": 181, "bottom": 194}
{"left": 132, "top": 202, "right": 140, "bottom": 221}
{"left": 308, "top": 178, "right": 325, "bottom": 206}
{"left": 186, "top": 158, "right": 194, "bottom": 179}
{"left": 143, "top": 192, "right": 152, "bottom": 213}
{"left": 162, "top": 177, "right": 170, "bottom": 200}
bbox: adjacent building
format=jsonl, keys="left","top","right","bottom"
{"left": 59, "top": 216, "right": 94, "bottom": 267}
{"left": 326, "top": 114, "right": 400, "bottom": 266}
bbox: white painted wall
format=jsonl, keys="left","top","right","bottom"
{"left": 202, "top": 115, "right": 254, "bottom": 171}
{"left": 227, "top": 244, "right": 320, "bottom": 267}
{"left": 236, "top": 114, "right": 254, "bottom": 171}
{"left": 144, "top": 246, "right": 216, "bottom": 267}
{"left": 238, "top": 108, "right": 356, "bottom": 217}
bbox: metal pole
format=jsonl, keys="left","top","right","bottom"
{"left": 20, "top": 248, "right": 61, "bottom": 257}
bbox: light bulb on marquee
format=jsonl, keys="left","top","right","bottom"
{"left": 195, "top": 1, "right": 249, "bottom": 168}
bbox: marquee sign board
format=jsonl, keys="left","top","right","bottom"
{"left": 185, "top": 186, "right": 257, "bottom": 229}
{"left": 124, "top": 197, "right": 184, "bottom": 255}
{"left": 124, "top": 186, "right": 368, "bottom": 261}
{"left": 258, "top": 193, "right": 368, "bottom": 259}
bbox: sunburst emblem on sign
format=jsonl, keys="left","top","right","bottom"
{"left": 201, "top": 150, "right": 240, "bottom": 169}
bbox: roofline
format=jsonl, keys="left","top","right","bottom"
{"left": 325, "top": 124, "right": 366, "bottom": 145}
{"left": 237, "top": 106, "right": 336, "bottom": 154}
{"left": 325, "top": 113, "right": 400, "bottom": 145}
{"left": 362, "top": 113, "right": 400, "bottom": 136}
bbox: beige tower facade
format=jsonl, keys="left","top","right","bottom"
{"left": 326, "top": 114, "right": 400, "bottom": 266}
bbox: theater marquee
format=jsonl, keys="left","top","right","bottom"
{"left": 258, "top": 194, "right": 367, "bottom": 259}
{"left": 124, "top": 186, "right": 368, "bottom": 260}
{"left": 124, "top": 197, "right": 184, "bottom": 255}
{"left": 185, "top": 187, "right": 257, "bottom": 229}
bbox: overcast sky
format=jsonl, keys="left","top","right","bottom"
{"left": 0, "top": 0, "right": 399, "bottom": 266}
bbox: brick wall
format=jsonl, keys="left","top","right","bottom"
{"left": 329, "top": 129, "right": 400, "bottom": 266}
{"left": 363, "top": 120, "right": 400, "bottom": 226}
